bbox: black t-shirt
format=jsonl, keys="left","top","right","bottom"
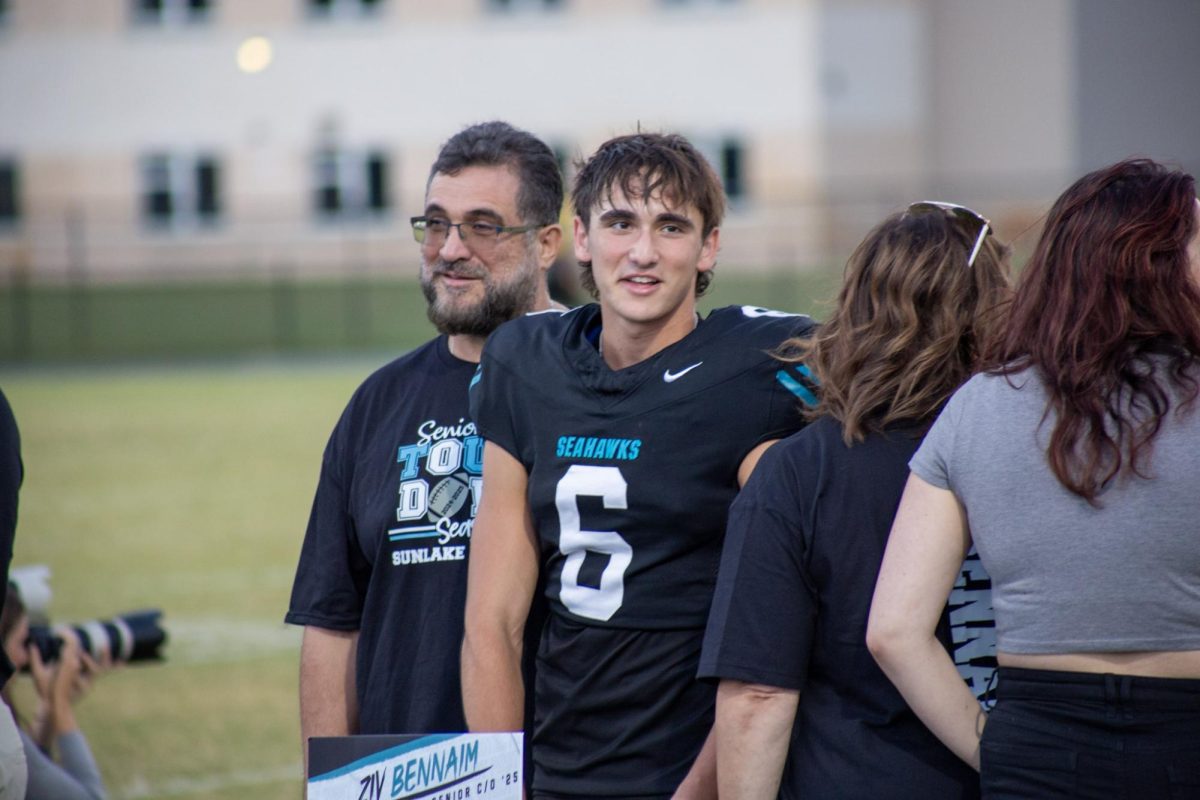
{"left": 0, "top": 388, "right": 21, "bottom": 687}
{"left": 286, "top": 336, "right": 479, "bottom": 734}
{"left": 470, "top": 304, "right": 816, "bottom": 796}
{"left": 699, "top": 417, "right": 988, "bottom": 799}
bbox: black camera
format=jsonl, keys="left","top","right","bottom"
{"left": 27, "top": 609, "right": 168, "bottom": 665}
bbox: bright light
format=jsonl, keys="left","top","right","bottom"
{"left": 237, "top": 36, "right": 273, "bottom": 74}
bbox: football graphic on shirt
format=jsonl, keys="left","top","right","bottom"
{"left": 428, "top": 474, "right": 470, "bottom": 520}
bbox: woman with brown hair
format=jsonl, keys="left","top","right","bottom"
{"left": 868, "top": 159, "right": 1200, "bottom": 797}
{"left": 1, "top": 583, "right": 109, "bottom": 800}
{"left": 700, "top": 201, "right": 1010, "bottom": 798}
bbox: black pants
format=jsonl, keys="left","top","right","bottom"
{"left": 981, "top": 667, "right": 1200, "bottom": 799}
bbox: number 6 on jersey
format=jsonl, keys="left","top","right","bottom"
{"left": 555, "top": 465, "right": 633, "bottom": 621}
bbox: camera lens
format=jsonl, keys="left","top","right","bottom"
{"left": 25, "top": 609, "right": 167, "bottom": 666}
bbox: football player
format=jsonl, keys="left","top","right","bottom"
{"left": 463, "top": 132, "right": 816, "bottom": 797}
{"left": 286, "top": 121, "right": 563, "bottom": 767}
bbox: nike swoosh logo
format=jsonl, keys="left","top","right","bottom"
{"left": 663, "top": 362, "right": 704, "bottom": 383}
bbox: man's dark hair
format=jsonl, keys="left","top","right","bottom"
{"left": 427, "top": 121, "right": 563, "bottom": 227}
{"left": 572, "top": 132, "right": 726, "bottom": 298}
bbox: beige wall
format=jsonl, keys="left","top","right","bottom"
{"left": 8, "top": 0, "right": 124, "bottom": 32}
{"left": 927, "top": 0, "right": 1074, "bottom": 201}
{"left": 6, "top": 0, "right": 1186, "bottom": 282}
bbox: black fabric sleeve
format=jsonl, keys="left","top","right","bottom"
{"left": 747, "top": 316, "right": 819, "bottom": 452}
{"left": 699, "top": 445, "right": 817, "bottom": 690}
{"left": 0, "top": 388, "right": 22, "bottom": 686}
{"left": 285, "top": 411, "right": 370, "bottom": 630}
{"left": 468, "top": 338, "right": 527, "bottom": 466}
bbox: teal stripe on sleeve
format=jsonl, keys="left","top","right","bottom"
{"left": 776, "top": 368, "right": 818, "bottom": 407}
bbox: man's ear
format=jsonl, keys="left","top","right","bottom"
{"left": 535, "top": 224, "right": 563, "bottom": 270}
{"left": 572, "top": 217, "right": 591, "bottom": 263}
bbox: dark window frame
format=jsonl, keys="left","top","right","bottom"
{"left": 0, "top": 158, "right": 19, "bottom": 227}
{"left": 306, "top": 0, "right": 384, "bottom": 20}
{"left": 140, "top": 152, "right": 223, "bottom": 229}
{"left": 131, "top": 0, "right": 212, "bottom": 25}
{"left": 312, "top": 148, "right": 392, "bottom": 221}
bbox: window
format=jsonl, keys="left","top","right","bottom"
{"left": 718, "top": 138, "right": 744, "bottom": 202}
{"left": 140, "top": 153, "right": 222, "bottom": 228}
{"left": 307, "top": 0, "right": 383, "bottom": 19}
{"left": 486, "top": 0, "right": 564, "bottom": 12}
{"left": 312, "top": 149, "right": 390, "bottom": 219}
{"left": 696, "top": 136, "right": 746, "bottom": 203}
{"left": 132, "top": 0, "right": 212, "bottom": 25}
{"left": 0, "top": 159, "right": 18, "bottom": 228}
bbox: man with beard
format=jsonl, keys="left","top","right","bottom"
{"left": 286, "top": 121, "right": 563, "bottom": 765}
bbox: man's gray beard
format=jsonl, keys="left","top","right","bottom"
{"left": 421, "top": 254, "right": 541, "bottom": 337}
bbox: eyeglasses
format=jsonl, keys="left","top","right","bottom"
{"left": 410, "top": 216, "right": 547, "bottom": 249}
{"left": 906, "top": 201, "right": 992, "bottom": 267}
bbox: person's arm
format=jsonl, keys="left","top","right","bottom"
{"left": 714, "top": 680, "right": 799, "bottom": 799}
{"left": 54, "top": 729, "right": 106, "bottom": 800}
{"left": 866, "top": 473, "right": 985, "bottom": 769}
{"left": 736, "top": 440, "right": 778, "bottom": 489}
{"left": 24, "top": 631, "right": 108, "bottom": 799}
{"left": 671, "top": 439, "right": 784, "bottom": 800}
{"left": 299, "top": 626, "right": 358, "bottom": 768}
{"left": 461, "top": 442, "right": 540, "bottom": 732}
{"left": 672, "top": 440, "right": 784, "bottom": 799}
{"left": 29, "top": 629, "right": 90, "bottom": 752}
{"left": 20, "top": 728, "right": 106, "bottom": 800}
{"left": 671, "top": 731, "right": 716, "bottom": 800}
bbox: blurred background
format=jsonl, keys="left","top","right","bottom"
{"left": 1, "top": 0, "right": 1198, "bottom": 797}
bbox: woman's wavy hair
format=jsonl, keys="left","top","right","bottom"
{"left": 983, "top": 158, "right": 1200, "bottom": 503}
{"left": 781, "top": 205, "right": 1011, "bottom": 444}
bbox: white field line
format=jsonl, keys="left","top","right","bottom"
{"left": 117, "top": 762, "right": 301, "bottom": 798}
{"left": 163, "top": 617, "right": 301, "bottom": 665}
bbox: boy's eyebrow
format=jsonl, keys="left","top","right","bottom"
{"left": 655, "top": 212, "right": 694, "bottom": 229}
{"left": 598, "top": 208, "right": 636, "bottom": 224}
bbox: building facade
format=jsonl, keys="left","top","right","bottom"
{"left": 1, "top": 0, "right": 1197, "bottom": 281}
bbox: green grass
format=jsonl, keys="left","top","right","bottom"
{"left": 0, "top": 267, "right": 841, "bottom": 798}
{"left": 3, "top": 362, "right": 373, "bottom": 799}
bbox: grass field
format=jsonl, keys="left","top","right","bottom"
{"left": 3, "top": 360, "right": 372, "bottom": 799}
{"left": 0, "top": 270, "right": 840, "bottom": 799}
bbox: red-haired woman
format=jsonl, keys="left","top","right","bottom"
{"left": 868, "top": 159, "right": 1200, "bottom": 798}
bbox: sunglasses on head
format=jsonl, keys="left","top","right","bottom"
{"left": 906, "top": 201, "right": 992, "bottom": 268}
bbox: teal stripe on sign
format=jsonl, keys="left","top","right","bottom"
{"left": 776, "top": 369, "right": 817, "bottom": 407}
{"left": 309, "top": 733, "right": 459, "bottom": 782}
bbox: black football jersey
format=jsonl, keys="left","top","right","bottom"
{"left": 471, "top": 304, "right": 817, "bottom": 630}
{"left": 472, "top": 304, "right": 816, "bottom": 795}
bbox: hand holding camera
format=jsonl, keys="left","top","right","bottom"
{"left": 26, "top": 627, "right": 112, "bottom": 751}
